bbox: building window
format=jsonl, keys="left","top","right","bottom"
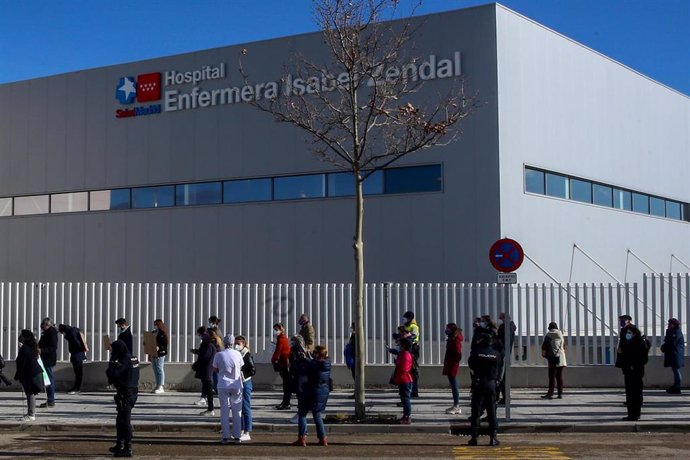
{"left": 545, "top": 173, "right": 568, "bottom": 199}
{"left": 223, "top": 178, "right": 272, "bottom": 203}
{"left": 175, "top": 182, "right": 222, "bottom": 206}
{"left": 666, "top": 201, "right": 682, "bottom": 220}
{"left": 0, "top": 198, "right": 12, "bottom": 216}
{"left": 14, "top": 195, "right": 49, "bottom": 215}
{"left": 525, "top": 168, "right": 545, "bottom": 194}
{"left": 632, "top": 193, "right": 649, "bottom": 214}
{"left": 51, "top": 192, "right": 88, "bottom": 213}
{"left": 384, "top": 164, "right": 442, "bottom": 194}
{"left": 592, "top": 184, "right": 613, "bottom": 208}
{"left": 90, "top": 189, "right": 132, "bottom": 211}
{"left": 570, "top": 178, "right": 592, "bottom": 203}
{"left": 274, "top": 174, "right": 326, "bottom": 200}
{"left": 613, "top": 189, "right": 632, "bottom": 211}
{"left": 132, "top": 185, "right": 174, "bottom": 208}
{"left": 327, "top": 170, "right": 384, "bottom": 197}
{"left": 650, "top": 196, "right": 666, "bottom": 217}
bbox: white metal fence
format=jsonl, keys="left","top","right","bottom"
{"left": 0, "top": 274, "right": 687, "bottom": 366}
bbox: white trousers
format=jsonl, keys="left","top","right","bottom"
{"left": 218, "top": 386, "right": 243, "bottom": 440}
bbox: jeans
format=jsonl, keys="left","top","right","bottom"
{"left": 398, "top": 382, "right": 412, "bottom": 417}
{"left": 26, "top": 392, "right": 36, "bottom": 416}
{"left": 673, "top": 367, "right": 682, "bottom": 389}
{"left": 218, "top": 386, "right": 243, "bottom": 440}
{"left": 71, "top": 360, "right": 83, "bottom": 392}
{"left": 45, "top": 365, "right": 56, "bottom": 403}
{"left": 297, "top": 407, "right": 326, "bottom": 438}
{"left": 153, "top": 356, "right": 166, "bottom": 387}
{"left": 242, "top": 379, "right": 253, "bottom": 432}
{"left": 447, "top": 375, "right": 459, "bottom": 405}
{"left": 547, "top": 366, "right": 564, "bottom": 396}
{"left": 201, "top": 379, "right": 214, "bottom": 411}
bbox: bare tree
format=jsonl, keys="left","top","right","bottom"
{"left": 240, "top": 0, "right": 476, "bottom": 420}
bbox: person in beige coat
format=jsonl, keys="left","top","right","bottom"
{"left": 541, "top": 322, "right": 567, "bottom": 399}
{"left": 298, "top": 314, "right": 316, "bottom": 353}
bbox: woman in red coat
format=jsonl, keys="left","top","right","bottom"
{"left": 392, "top": 339, "right": 414, "bottom": 424}
{"left": 442, "top": 323, "right": 464, "bottom": 415}
{"left": 272, "top": 323, "right": 292, "bottom": 410}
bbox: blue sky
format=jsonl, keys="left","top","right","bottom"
{"left": 0, "top": 0, "right": 688, "bottom": 95}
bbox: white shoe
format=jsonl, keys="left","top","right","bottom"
{"left": 194, "top": 398, "right": 207, "bottom": 406}
{"left": 22, "top": 414, "right": 36, "bottom": 422}
{"left": 240, "top": 432, "right": 251, "bottom": 441}
{"left": 67, "top": 390, "right": 79, "bottom": 395}
{"left": 200, "top": 409, "right": 215, "bottom": 416}
{"left": 154, "top": 386, "right": 165, "bottom": 394}
{"left": 289, "top": 414, "right": 299, "bottom": 424}
{"left": 445, "top": 405, "right": 462, "bottom": 415}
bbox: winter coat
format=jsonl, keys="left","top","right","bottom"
{"left": 497, "top": 320, "right": 517, "bottom": 352}
{"left": 192, "top": 338, "right": 217, "bottom": 381}
{"left": 615, "top": 332, "right": 648, "bottom": 375}
{"left": 542, "top": 329, "right": 567, "bottom": 368}
{"left": 661, "top": 327, "right": 684, "bottom": 369}
{"left": 271, "top": 333, "right": 290, "bottom": 371}
{"left": 106, "top": 340, "right": 140, "bottom": 391}
{"left": 310, "top": 358, "right": 331, "bottom": 413}
{"left": 239, "top": 348, "right": 256, "bottom": 380}
{"left": 14, "top": 344, "right": 43, "bottom": 395}
{"left": 39, "top": 326, "right": 58, "bottom": 368}
{"left": 290, "top": 343, "right": 313, "bottom": 396}
{"left": 155, "top": 329, "right": 168, "bottom": 358}
{"left": 392, "top": 349, "right": 413, "bottom": 385}
{"left": 117, "top": 327, "right": 134, "bottom": 355}
{"left": 299, "top": 323, "right": 316, "bottom": 352}
{"left": 442, "top": 332, "right": 464, "bottom": 376}
{"left": 60, "top": 324, "right": 86, "bottom": 363}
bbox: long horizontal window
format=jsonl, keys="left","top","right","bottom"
{"left": 525, "top": 166, "right": 688, "bottom": 222}
{"left": 0, "top": 164, "right": 442, "bottom": 218}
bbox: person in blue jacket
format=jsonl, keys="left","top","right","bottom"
{"left": 58, "top": 324, "right": 87, "bottom": 394}
{"left": 661, "top": 318, "right": 685, "bottom": 394}
{"left": 292, "top": 344, "right": 331, "bottom": 447}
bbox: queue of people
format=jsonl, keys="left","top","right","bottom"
{"left": 3, "top": 309, "right": 686, "bottom": 453}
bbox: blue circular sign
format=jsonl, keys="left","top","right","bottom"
{"left": 489, "top": 238, "right": 524, "bottom": 273}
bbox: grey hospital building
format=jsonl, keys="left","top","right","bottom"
{"left": 0, "top": 3, "right": 688, "bottom": 287}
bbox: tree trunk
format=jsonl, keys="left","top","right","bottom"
{"left": 354, "top": 171, "right": 366, "bottom": 420}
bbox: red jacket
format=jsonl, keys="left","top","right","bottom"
{"left": 272, "top": 333, "right": 290, "bottom": 370}
{"left": 442, "top": 332, "right": 464, "bottom": 376}
{"left": 392, "top": 350, "right": 413, "bottom": 384}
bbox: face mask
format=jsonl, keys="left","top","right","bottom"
{"left": 619, "top": 320, "right": 627, "bottom": 328}
{"left": 234, "top": 344, "right": 243, "bottom": 351}
{"left": 479, "top": 321, "right": 487, "bottom": 329}
{"left": 119, "top": 326, "right": 127, "bottom": 332}
{"left": 498, "top": 320, "right": 504, "bottom": 325}
{"left": 445, "top": 329, "right": 452, "bottom": 336}
{"left": 625, "top": 332, "right": 633, "bottom": 341}
{"left": 273, "top": 330, "right": 280, "bottom": 337}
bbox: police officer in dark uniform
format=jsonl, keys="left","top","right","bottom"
{"left": 467, "top": 328, "right": 501, "bottom": 446}
{"left": 106, "top": 339, "right": 140, "bottom": 457}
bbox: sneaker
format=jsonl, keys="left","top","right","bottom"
{"left": 240, "top": 432, "right": 251, "bottom": 442}
{"left": 398, "top": 416, "right": 411, "bottom": 425}
{"left": 220, "top": 438, "right": 231, "bottom": 445}
{"left": 289, "top": 414, "right": 299, "bottom": 424}
{"left": 195, "top": 398, "right": 207, "bottom": 406}
{"left": 67, "top": 390, "right": 80, "bottom": 395}
{"left": 22, "top": 414, "right": 36, "bottom": 422}
{"left": 200, "top": 409, "right": 215, "bottom": 416}
{"left": 154, "top": 387, "right": 165, "bottom": 394}
{"left": 445, "top": 405, "right": 462, "bottom": 415}
{"left": 39, "top": 402, "right": 55, "bottom": 408}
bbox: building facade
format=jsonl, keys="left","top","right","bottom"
{"left": 0, "top": 4, "right": 687, "bottom": 285}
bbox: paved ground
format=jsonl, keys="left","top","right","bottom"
{"left": 1, "top": 432, "right": 690, "bottom": 459}
{"left": 0, "top": 387, "right": 688, "bottom": 433}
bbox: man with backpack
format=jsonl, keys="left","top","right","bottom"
{"left": 615, "top": 315, "right": 650, "bottom": 421}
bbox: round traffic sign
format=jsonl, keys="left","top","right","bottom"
{"left": 489, "top": 238, "right": 524, "bottom": 273}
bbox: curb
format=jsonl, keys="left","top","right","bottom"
{"left": 3, "top": 421, "right": 690, "bottom": 434}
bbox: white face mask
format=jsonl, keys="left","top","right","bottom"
{"left": 273, "top": 330, "right": 280, "bottom": 337}
{"left": 234, "top": 344, "right": 243, "bottom": 351}
{"left": 479, "top": 321, "right": 487, "bottom": 329}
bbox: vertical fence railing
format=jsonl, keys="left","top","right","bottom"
{"left": 0, "top": 275, "right": 687, "bottom": 365}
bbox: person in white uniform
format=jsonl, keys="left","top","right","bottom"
{"left": 213, "top": 334, "right": 245, "bottom": 444}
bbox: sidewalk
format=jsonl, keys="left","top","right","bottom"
{"left": 0, "top": 388, "right": 688, "bottom": 434}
